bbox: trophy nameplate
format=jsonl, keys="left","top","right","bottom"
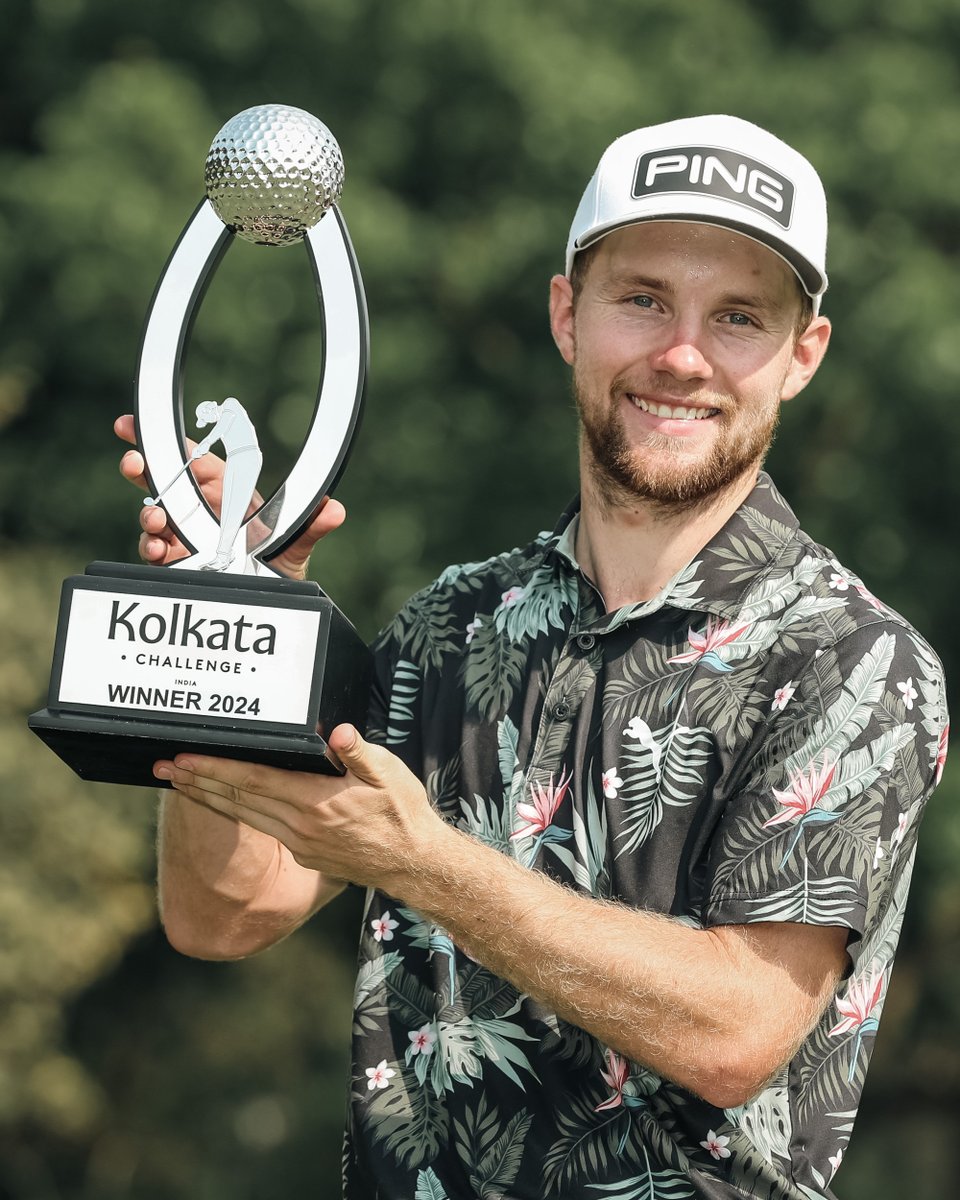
{"left": 29, "top": 105, "right": 373, "bottom": 787}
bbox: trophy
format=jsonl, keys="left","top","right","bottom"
{"left": 29, "top": 104, "right": 373, "bottom": 786}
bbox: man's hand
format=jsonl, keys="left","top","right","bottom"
{"left": 153, "top": 726, "right": 451, "bottom": 893}
{"left": 115, "top": 414, "right": 346, "bottom": 580}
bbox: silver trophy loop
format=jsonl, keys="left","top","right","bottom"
{"left": 135, "top": 104, "right": 368, "bottom": 576}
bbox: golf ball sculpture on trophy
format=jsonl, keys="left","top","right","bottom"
{"left": 29, "top": 105, "right": 373, "bottom": 786}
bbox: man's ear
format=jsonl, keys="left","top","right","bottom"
{"left": 781, "top": 315, "right": 831, "bottom": 402}
{"left": 549, "top": 274, "right": 577, "bottom": 366}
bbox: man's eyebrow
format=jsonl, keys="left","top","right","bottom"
{"left": 715, "top": 290, "right": 779, "bottom": 311}
{"left": 605, "top": 272, "right": 673, "bottom": 293}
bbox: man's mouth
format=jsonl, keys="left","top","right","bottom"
{"left": 628, "top": 394, "right": 719, "bottom": 421}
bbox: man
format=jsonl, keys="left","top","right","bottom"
{"left": 117, "top": 115, "right": 948, "bottom": 1198}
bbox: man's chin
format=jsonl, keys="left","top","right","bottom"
{"left": 592, "top": 451, "right": 763, "bottom": 512}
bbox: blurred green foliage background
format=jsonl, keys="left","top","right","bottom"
{"left": 1, "top": 0, "right": 958, "bottom": 1195}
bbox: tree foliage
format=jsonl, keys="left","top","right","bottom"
{"left": 1, "top": 1, "right": 958, "bottom": 1196}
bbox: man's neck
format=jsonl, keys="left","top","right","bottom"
{"left": 574, "top": 466, "right": 760, "bottom": 613}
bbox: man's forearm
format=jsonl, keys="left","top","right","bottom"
{"left": 389, "top": 822, "right": 841, "bottom": 1107}
{"left": 158, "top": 792, "right": 344, "bottom": 960}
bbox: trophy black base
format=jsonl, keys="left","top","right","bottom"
{"left": 29, "top": 561, "right": 374, "bottom": 789}
{"left": 27, "top": 710, "right": 354, "bottom": 788}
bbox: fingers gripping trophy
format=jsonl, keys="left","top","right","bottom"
{"left": 29, "top": 105, "right": 373, "bottom": 786}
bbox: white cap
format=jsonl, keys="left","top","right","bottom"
{"left": 566, "top": 115, "right": 828, "bottom": 311}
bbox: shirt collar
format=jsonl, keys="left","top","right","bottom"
{"left": 539, "top": 472, "right": 800, "bottom": 625}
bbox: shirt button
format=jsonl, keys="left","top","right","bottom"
{"left": 553, "top": 700, "right": 572, "bottom": 720}
{"left": 576, "top": 633, "right": 596, "bottom": 651}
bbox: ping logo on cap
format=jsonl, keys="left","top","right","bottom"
{"left": 633, "top": 146, "right": 795, "bottom": 229}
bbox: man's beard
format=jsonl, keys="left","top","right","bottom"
{"left": 575, "top": 371, "right": 781, "bottom": 515}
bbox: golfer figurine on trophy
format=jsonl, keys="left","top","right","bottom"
{"left": 29, "top": 104, "right": 373, "bottom": 787}
{"left": 145, "top": 398, "right": 264, "bottom": 574}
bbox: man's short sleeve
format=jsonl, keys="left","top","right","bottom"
{"left": 702, "top": 621, "right": 948, "bottom": 947}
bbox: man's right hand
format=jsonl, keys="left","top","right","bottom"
{"left": 115, "top": 414, "right": 346, "bottom": 581}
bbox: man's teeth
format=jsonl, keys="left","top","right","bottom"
{"left": 630, "top": 396, "right": 717, "bottom": 420}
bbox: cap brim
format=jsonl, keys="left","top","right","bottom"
{"left": 571, "top": 213, "right": 827, "bottom": 300}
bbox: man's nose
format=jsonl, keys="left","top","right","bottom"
{"left": 650, "top": 330, "right": 713, "bottom": 381}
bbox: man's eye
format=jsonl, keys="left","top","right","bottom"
{"left": 724, "top": 312, "right": 754, "bottom": 327}
{"left": 630, "top": 294, "right": 655, "bottom": 308}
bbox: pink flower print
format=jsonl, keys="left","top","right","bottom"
{"left": 407, "top": 1024, "right": 436, "bottom": 1056}
{"left": 365, "top": 1059, "right": 396, "bottom": 1090}
{"left": 595, "top": 1048, "right": 630, "bottom": 1112}
{"left": 896, "top": 677, "right": 918, "bottom": 710}
{"left": 667, "top": 617, "right": 751, "bottom": 671}
{"left": 893, "top": 811, "right": 908, "bottom": 847}
{"left": 763, "top": 759, "right": 837, "bottom": 828}
{"left": 511, "top": 769, "right": 572, "bottom": 842}
{"left": 465, "top": 615, "right": 482, "bottom": 644}
{"left": 771, "top": 681, "right": 797, "bottom": 712}
{"left": 828, "top": 571, "right": 850, "bottom": 591}
{"left": 602, "top": 767, "right": 623, "bottom": 800}
{"left": 764, "top": 758, "right": 839, "bottom": 869}
{"left": 853, "top": 581, "right": 883, "bottom": 611}
{"left": 872, "top": 837, "right": 885, "bottom": 870}
{"left": 371, "top": 911, "right": 399, "bottom": 943}
{"left": 936, "top": 723, "right": 949, "bottom": 786}
{"left": 700, "top": 1130, "right": 732, "bottom": 1160}
{"left": 828, "top": 1147, "right": 843, "bottom": 1179}
{"left": 829, "top": 964, "right": 885, "bottom": 1037}
{"left": 500, "top": 585, "right": 525, "bottom": 607}
{"left": 830, "top": 962, "right": 885, "bottom": 1081}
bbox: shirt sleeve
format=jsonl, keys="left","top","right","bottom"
{"left": 701, "top": 620, "right": 948, "bottom": 943}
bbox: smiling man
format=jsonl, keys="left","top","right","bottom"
{"left": 125, "top": 115, "right": 948, "bottom": 1199}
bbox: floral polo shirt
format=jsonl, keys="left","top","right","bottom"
{"left": 343, "top": 473, "right": 948, "bottom": 1200}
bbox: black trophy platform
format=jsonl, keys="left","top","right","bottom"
{"left": 29, "top": 561, "right": 373, "bottom": 788}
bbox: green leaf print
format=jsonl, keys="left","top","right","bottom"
{"left": 739, "top": 501, "right": 795, "bottom": 553}
{"left": 414, "top": 1166, "right": 449, "bottom": 1200}
{"left": 907, "top": 629, "right": 948, "bottom": 772}
{"left": 782, "top": 632, "right": 896, "bottom": 777}
{"left": 471, "top": 1109, "right": 533, "bottom": 1196}
{"left": 602, "top": 641, "right": 677, "bottom": 731}
{"left": 616, "top": 722, "right": 713, "bottom": 858}
{"left": 548, "top": 767, "right": 611, "bottom": 896}
{"left": 725, "top": 1079, "right": 791, "bottom": 1167}
{"left": 586, "top": 1147, "right": 695, "bottom": 1199}
{"left": 453, "top": 1090, "right": 502, "bottom": 1175}
{"left": 469, "top": 1010, "right": 540, "bottom": 1088}
{"left": 542, "top": 1088, "right": 649, "bottom": 1194}
{"left": 354, "top": 950, "right": 404, "bottom": 1007}
{"left": 497, "top": 714, "right": 520, "bottom": 792}
{"left": 353, "top": 950, "right": 405, "bottom": 1036}
{"left": 493, "top": 563, "right": 578, "bottom": 644}
{"left": 457, "top": 965, "right": 522, "bottom": 1021}
{"left": 795, "top": 1017, "right": 869, "bottom": 1122}
{"left": 735, "top": 556, "right": 824, "bottom": 623}
{"left": 742, "top": 875, "right": 860, "bottom": 924}
{"left": 386, "top": 658, "right": 421, "bottom": 745}
{"left": 385, "top": 963, "right": 437, "bottom": 1029}
{"left": 818, "top": 725, "right": 914, "bottom": 812}
{"left": 459, "top": 792, "right": 514, "bottom": 854}
{"left": 437, "top": 1018, "right": 483, "bottom": 1086}
{"left": 385, "top": 587, "right": 463, "bottom": 671}
{"left": 460, "top": 615, "right": 527, "bottom": 720}
{"left": 687, "top": 668, "right": 768, "bottom": 744}
{"left": 426, "top": 751, "right": 462, "bottom": 814}
{"left": 363, "top": 1063, "right": 450, "bottom": 1169}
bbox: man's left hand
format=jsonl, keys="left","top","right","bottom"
{"left": 153, "top": 727, "right": 449, "bottom": 892}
